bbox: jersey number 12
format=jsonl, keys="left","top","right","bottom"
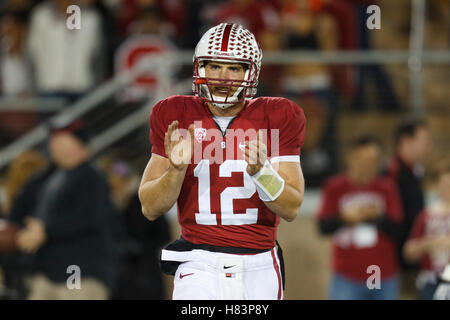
{"left": 194, "top": 159, "right": 258, "bottom": 225}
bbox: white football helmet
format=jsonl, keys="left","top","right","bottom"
{"left": 192, "top": 23, "right": 263, "bottom": 109}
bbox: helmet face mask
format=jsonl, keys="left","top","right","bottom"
{"left": 192, "top": 24, "right": 262, "bottom": 110}
{"left": 193, "top": 57, "right": 258, "bottom": 109}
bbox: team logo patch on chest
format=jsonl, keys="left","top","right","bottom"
{"left": 194, "top": 127, "right": 207, "bottom": 143}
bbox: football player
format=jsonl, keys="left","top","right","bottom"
{"left": 139, "top": 23, "right": 306, "bottom": 300}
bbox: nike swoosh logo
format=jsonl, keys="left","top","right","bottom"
{"left": 223, "top": 265, "right": 236, "bottom": 269}
{"left": 179, "top": 273, "right": 194, "bottom": 279}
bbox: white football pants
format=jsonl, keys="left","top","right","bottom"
{"left": 161, "top": 247, "right": 283, "bottom": 300}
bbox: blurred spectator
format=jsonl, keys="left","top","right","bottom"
{"left": 3, "top": 0, "right": 38, "bottom": 13}
{"left": 385, "top": 118, "right": 433, "bottom": 299}
{"left": 434, "top": 264, "right": 450, "bottom": 300}
{"left": 100, "top": 157, "right": 171, "bottom": 299}
{"left": 180, "top": 0, "right": 211, "bottom": 49}
{"left": 0, "top": 10, "right": 32, "bottom": 96}
{"left": 125, "top": 0, "right": 173, "bottom": 36}
{"left": 0, "top": 150, "right": 47, "bottom": 215}
{"left": 255, "top": 26, "right": 283, "bottom": 97}
{"left": 114, "top": 0, "right": 178, "bottom": 102}
{"left": 349, "top": 0, "right": 401, "bottom": 111}
{"left": 15, "top": 120, "right": 119, "bottom": 299}
{"left": 27, "top": 0, "right": 104, "bottom": 101}
{"left": 112, "top": 193, "right": 171, "bottom": 299}
{"left": 208, "top": 0, "right": 281, "bottom": 95}
{"left": 104, "top": 160, "right": 139, "bottom": 210}
{"left": 4, "top": 159, "right": 55, "bottom": 300}
{"left": 320, "top": 0, "right": 359, "bottom": 101}
{"left": 0, "top": 10, "right": 38, "bottom": 138}
{"left": 212, "top": 0, "right": 279, "bottom": 40}
{"left": 317, "top": 135, "right": 403, "bottom": 299}
{"left": 117, "top": 0, "right": 182, "bottom": 41}
{"left": 8, "top": 163, "right": 56, "bottom": 228}
{"left": 403, "top": 157, "right": 450, "bottom": 300}
{"left": 0, "top": 150, "right": 47, "bottom": 299}
{"left": 79, "top": 0, "right": 119, "bottom": 81}
{"left": 278, "top": 0, "right": 339, "bottom": 186}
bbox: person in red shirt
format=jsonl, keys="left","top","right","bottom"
{"left": 404, "top": 158, "right": 450, "bottom": 300}
{"left": 213, "top": 0, "right": 279, "bottom": 41}
{"left": 138, "top": 23, "right": 306, "bottom": 300}
{"left": 317, "top": 135, "right": 403, "bottom": 299}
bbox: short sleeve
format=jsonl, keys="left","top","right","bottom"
{"left": 149, "top": 99, "right": 168, "bottom": 158}
{"left": 269, "top": 98, "right": 306, "bottom": 161}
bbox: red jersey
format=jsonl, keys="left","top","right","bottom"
{"left": 408, "top": 203, "right": 450, "bottom": 274}
{"left": 149, "top": 95, "right": 305, "bottom": 250}
{"left": 318, "top": 174, "right": 403, "bottom": 281}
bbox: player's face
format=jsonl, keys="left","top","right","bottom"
{"left": 204, "top": 61, "right": 246, "bottom": 98}
{"left": 348, "top": 144, "right": 381, "bottom": 183}
{"left": 411, "top": 127, "right": 433, "bottom": 162}
{"left": 49, "top": 132, "right": 80, "bottom": 167}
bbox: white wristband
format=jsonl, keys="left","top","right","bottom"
{"left": 251, "top": 160, "right": 285, "bottom": 202}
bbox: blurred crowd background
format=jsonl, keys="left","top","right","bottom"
{"left": 0, "top": 0, "right": 449, "bottom": 300}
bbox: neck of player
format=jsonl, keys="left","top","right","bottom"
{"left": 207, "top": 100, "right": 246, "bottom": 117}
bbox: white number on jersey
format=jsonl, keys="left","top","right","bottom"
{"left": 194, "top": 159, "right": 258, "bottom": 225}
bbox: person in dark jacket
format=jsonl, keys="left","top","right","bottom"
{"left": 385, "top": 118, "right": 433, "bottom": 299}
{"left": 112, "top": 193, "right": 171, "bottom": 300}
{"left": 3, "top": 163, "right": 56, "bottom": 299}
{"left": 15, "top": 120, "right": 119, "bottom": 299}
{"left": 386, "top": 119, "right": 433, "bottom": 269}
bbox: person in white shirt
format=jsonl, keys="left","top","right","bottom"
{"left": 27, "top": 0, "right": 103, "bottom": 99}
{"left": 0, "top": 11, "right": 31, "bottom": 96}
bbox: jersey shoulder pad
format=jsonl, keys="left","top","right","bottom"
{"left": 258, "top": 97, "right": 304, "bottom": 119}
{"left": 248, "top": 97, "right": 304, "bottom": 120}
{"left": 151, "top": 95, "right": 202, "bottom": 119}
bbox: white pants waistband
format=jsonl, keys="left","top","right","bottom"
{"left": 161, "top": 247, "right": 277, "bottom": 272}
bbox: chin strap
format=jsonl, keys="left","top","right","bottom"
{"left": 197, "top": 66, "right": 249, "bottom": 109}
{"left": 211, "top": 86, "right": 245, "bottom": 109}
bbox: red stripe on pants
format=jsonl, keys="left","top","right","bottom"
{"left": 271, "top": 248, "right": 282, "bottom": 300}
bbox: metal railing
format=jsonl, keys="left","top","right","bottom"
{"left": 0, "top": 97, "right": 67, "bottom": 112}
{"left": 0, "top": 64, "right": 142, "bottom": 168}
{"left": 0, "top": 0, "right": 448, "bottom": 168}
{"left": 1, "top": 48, "right": 449, "bottom": 169}
{"left": 88, "top": 78, "right": 192, "bottom": 157}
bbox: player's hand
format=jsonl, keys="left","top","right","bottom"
{"left": 340, "top": 205, "right": 362, "bottom": 224}
{"left": 164, "top": 121, "right": 194, "bottom": 171}
{"left": 359, "top": 204, "right": 379, "bottom": 221}
{"left": 243, "top": 130, "right": 267, "bottom": 176}
{"left": 16, "top": 217, "right": 46, "bottom": 253}
{"left": 341, "top": 204, "right": 379, "bottom": 224}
